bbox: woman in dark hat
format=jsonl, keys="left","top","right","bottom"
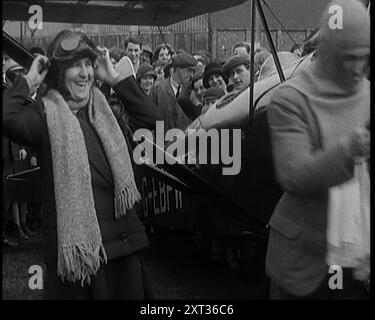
{"left": 136, "top": 63, "right": 156, "bottom": 95}
{"left": 3, "top": 29, "right": 151, "bottom": 299}
{"left": 203, "top": 60, "right": 228, "bottom": 94}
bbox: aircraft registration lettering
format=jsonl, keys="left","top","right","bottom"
{"left": 141, "top": 177, "right": 183, "bottom": 217}
{"left": 152, "top": 178, "right": 160, "bottom": 215}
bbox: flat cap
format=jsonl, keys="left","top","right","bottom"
{"left": 222, "top": 55, "right": 251, "bottom": 77}
{"left": 172, "top": 51, "right": 197, "bottom": 69}
{"left": 136, "top": 63, "right": 157, "bottom": 81}
{"left": 202, "top": 87, "right": 225, "bottom": 102}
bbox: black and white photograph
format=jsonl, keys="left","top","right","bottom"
{"left": 2, "top": 0, "right": 371, "bottom": 304}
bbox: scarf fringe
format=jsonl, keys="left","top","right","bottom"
{"left": 57, "top": 242, "right": 108, "bottom": 287}
{"left": 45, "top": 87, "right": 140, "bottom": 285}
{"left": 114, "top": 181, "right": 141, "bottom": 219}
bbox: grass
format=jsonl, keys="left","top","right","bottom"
{"left": 2, "top": 230, "right": 268, "bottom": 300}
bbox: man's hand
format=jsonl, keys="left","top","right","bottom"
{"left": 179, "top": 79, "right": 193, "bottom": 101}
{"left": 30, "top": 156, "right": 38, "bottom": 167}
{"left": 155, "top": 66, "right": 165, "bottom": 82}
{"left": 24, "top": 55, "right": 49, "bottom": 95}
{"left": 19, "top": 148, "right": 27, "bottom": 160}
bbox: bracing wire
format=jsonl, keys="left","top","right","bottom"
{"left": 261, "top": 0, "right": 301, "bottom": 50}
{"left": 157, "top": 24, "right": 168, "bottom": 47}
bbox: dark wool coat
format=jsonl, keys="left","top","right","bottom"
{"left": 151, "top": 78, "right": 191, "bottom": 131}
{"left": 3, "top": 76, "right": 151, "bottom": 299}
{"left": 103, "top": 79, "right": 162, "bottom": 132}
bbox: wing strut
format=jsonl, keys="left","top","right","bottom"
{"left": 248, "top": 0, "right": 286, "bottom": 126}
{"left": 248, "top": 0, "right": 256, "bottom": 127}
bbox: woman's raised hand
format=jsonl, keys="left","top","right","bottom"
{"left": 24, "top": 55, "right": 49, "bottom": 94}
{"left": 94, "top": 46, "right": 119, "bottom": 86}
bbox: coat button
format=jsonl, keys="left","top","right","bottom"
{"left": 120, "top": 232, "right": 129, "bottom": 242}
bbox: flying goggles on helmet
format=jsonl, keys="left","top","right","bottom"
{"left": 48, "top": 31, "right": 98, "bottom": 63}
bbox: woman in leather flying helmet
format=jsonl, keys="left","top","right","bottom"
{"left": 3, "top": 29, "right": 153, "bottom": 299}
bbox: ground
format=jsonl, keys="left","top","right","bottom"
{"left": 2, "top": 231, "right": 268, "bottom": 300}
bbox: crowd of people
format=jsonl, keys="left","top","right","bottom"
{"left": 3, "top": 49, "right": 44, "bottom": 247}
{"left": 3, "top": 34, "right": 271, "bottom": 261}
{"left": 2, "top": 0, "right": 370, "bottom": 300}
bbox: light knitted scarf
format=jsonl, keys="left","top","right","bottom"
{"left": 42, "top": 86, "right": 141, "bottom": 286}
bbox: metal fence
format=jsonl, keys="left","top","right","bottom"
{"left": 18, "top": 28, "right": 312, "bottom": 61}
{"left": 214, "top": 29, "right": 312, "bottom": 60}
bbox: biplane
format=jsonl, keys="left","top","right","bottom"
{"left": 2, "top": 0, "right": 343, "bottom": 271}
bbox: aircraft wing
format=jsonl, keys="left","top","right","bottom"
{"left": 3, "top": 0, "right": 247, "bottom": 26}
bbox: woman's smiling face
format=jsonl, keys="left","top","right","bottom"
{"left": 140, "top": 75, "right": 154, "bottom": 95}
{"left": 64, "top": 57, "right": 94, "bottom": 101}
{"left": 158, "top": 47, "right": 171, "bottom": 66}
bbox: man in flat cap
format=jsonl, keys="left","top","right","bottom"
{"left": 222, "top": 55, "right": 251, "bottom": 92}
{"left": 266, "top": 0, "right": 370, "bottom": 299}
{"left": 151, "top": 50, "right": 196, "bottom": 130}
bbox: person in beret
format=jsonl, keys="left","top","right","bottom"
{"left": 222, "top": 55, "right": 251, "bottom": 91}
{"left": 203, "top": 61, "right": 228, "bottom": 95}
{"left": 136, "top": 63, "right": 156, "bottom": 96}
{"left": 151, "top": 50, "right": 196, "bottom": 130}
